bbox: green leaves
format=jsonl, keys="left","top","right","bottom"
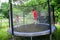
{"left": 0, "top": 3, "right": 9, "bottom": 18}
{"left": 0, "top": 9, "right": 2, "bottom": 13}
{"left": 50, "top": 0, "right": 56, "bottom": 6}
{"left": 1, "top": 3, "right": 9, "bottom": 10}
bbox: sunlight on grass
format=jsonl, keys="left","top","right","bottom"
{"left": 55, "top": 24, "right": 60, "bottom": 29}
{"left": 54, "top": 24, "right": 60, "bottom": 40}
{"left": 0, "top": 27, "right": 11, "bottom": 40}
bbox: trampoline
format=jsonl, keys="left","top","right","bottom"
{"left": 9, "top": 23, "right": 56, "bottom": 37}
{"left": 9, "top": 0, "right": 56, "bottom": 40}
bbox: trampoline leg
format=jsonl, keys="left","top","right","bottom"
{"left": 31, "top": 37, "right": 32, "bottom": 40}
{"left": 12, "top": 35, "right": 15, "bottom": 40}
{"left": 50, "top": 34, "right": 52, "bottom": 40}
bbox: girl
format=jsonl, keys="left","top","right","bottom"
{"left": 32, "top": 9, "right": 38, "bottom": 24}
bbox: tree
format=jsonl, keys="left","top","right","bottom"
{"left": 10, "top": 0, "right": 60, "bottom": 23}
{"left": 1, "top": 3, "right": 9, "bottom": 18}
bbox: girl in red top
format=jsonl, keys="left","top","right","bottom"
{"left": 32, "top": 9, "right": 38, "bottom": 23}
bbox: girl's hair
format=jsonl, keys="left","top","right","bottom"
{"left": 32, "top": 9, "right": 35, "bottom": 11}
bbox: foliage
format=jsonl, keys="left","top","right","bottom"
{"left": 0, "top": 0, "right": 60, "bottom": 22}
{"left": 0, "top": 3, "right": 9, "bottom": 18}
{"left": 11, "top": 0, "right": 60, "bottom": 23}
{"left": 0, "top": 9, "right": 2, "bottom": 13}
{"left": 53, "top": 0, "right": 60, "bottom": 23}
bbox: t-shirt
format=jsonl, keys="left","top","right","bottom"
{"left": 32, "top": 10, "right": 38, "bottom": 20}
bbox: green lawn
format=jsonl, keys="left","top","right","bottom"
{"left": 54, "top": 24, "right": 60, "bottom": 40}
{"left": 0, "top": 27, "right": 11, "bottom": 40}
{"left": 0, "top": 19, "right": 11, "bottom": 40}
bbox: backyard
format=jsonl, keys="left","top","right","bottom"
{"left": 0, "top": 0, "right": 60, "bottom": 40}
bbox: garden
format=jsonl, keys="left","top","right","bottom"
{"left": 0, "top": 0, "right": 60, "bottom": 40}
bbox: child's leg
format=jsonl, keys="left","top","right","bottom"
{"left": 34, "top": 19, "right": 38, "bottom": 24}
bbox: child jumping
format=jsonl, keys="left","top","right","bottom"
{"left": 15, "top": 15, "right": 20, "bottom": 27}
{"left": 32, "top": 9, "right": 38, "bottom": 24}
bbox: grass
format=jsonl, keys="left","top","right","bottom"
{"left": 0, "top": 19, "right": 12, "bottom": 40}
{"left": 54, "top": 24, "right": 60, "bottom": 40}
{"left": 0, "top": 27, "right": 11, "bottom": 40}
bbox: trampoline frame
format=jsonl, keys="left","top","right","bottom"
{"left": 9, "top": 25, "right": 56, "bottom": 37}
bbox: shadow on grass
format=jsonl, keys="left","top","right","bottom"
{"left": 13, "top": 35, "right": 56, "bottom": 40}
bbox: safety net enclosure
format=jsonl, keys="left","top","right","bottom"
{"left": 9, "top": 0, "right": 56, "bottom": 39}
{"left": 12, "top": 0, "right": 50, "bottom": 25}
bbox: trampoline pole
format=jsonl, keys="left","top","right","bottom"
{"left": 31, "top": 36, "right": 33, "bottom": 40}
{"left": 9, "top": 0, "right": 14, "bottom": 40}
{"left": 51, "top": 5, "right": 55, "bottom": 25}
{"left": 12, "top": 36, "right": 15, "bottom": 40}
{"left": 23, "top": 12, "right": 25, "bottom": 24}
{"left": 47, "top": 0, "right": 52, "bottom": 40}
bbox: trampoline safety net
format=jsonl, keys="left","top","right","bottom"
{"left": 9, "top": 0, "right": 56, "bottom": 40}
